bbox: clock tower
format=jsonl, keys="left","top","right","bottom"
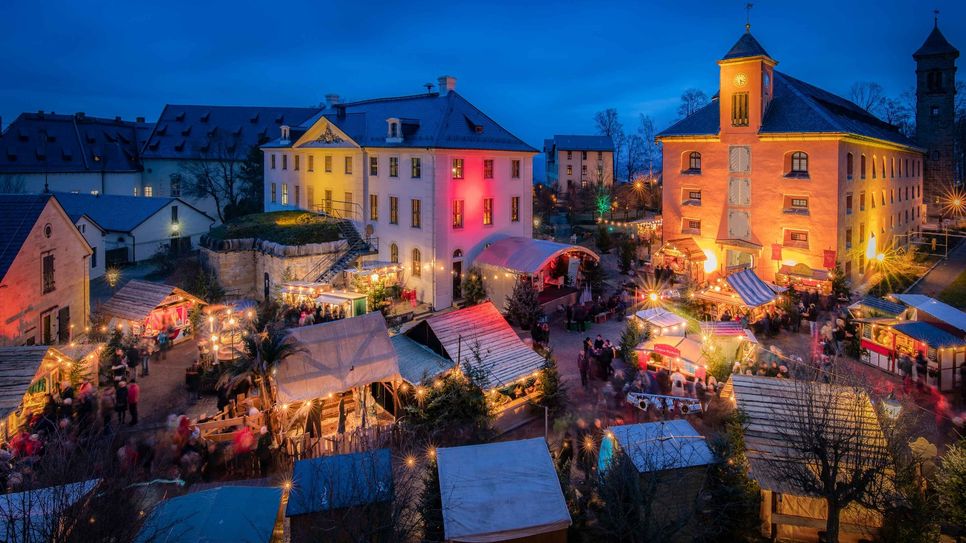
{"left": 718, "top": 26, "right": 776, "bottom": 137}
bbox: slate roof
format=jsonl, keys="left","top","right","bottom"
{"left": 657, "top": 72, "right": 916, "bottom": 148}
{"left": 722, "top": 30, "right": 772, "bottom": 60}
{"left": 270, "top": 92, "right": 536, "bottom": 153}
{"left": 545, "top": 135, "right": 614, "bottom": 152}
{"left": 0, "top": 112, "right": 152, "bottom": 174}
{"left": 0, "top": 193, "right": 51, "bottom": 280}
{"left": 52, "top": 191, "right": 211, "bottom": 232}
{"left": 913, "top": 24, "right": 960, "bottom": 58}
{"left": 142, "top": 104, "right": 319, "bottom": 160}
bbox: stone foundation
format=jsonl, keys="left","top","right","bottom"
{"left": 200, "top": 239, "right": 346, "bottom": 301}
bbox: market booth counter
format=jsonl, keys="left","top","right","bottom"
{"left": 0, "top": 345, "right": 101, "bottom": 442}
{"left": 657, "top": 237, "right": 708, "bottom": 283}
{"left": 774, "top": 263, "right": 832, "bottom": 296}
{"left": 96, "top": 279, "right": 206, "bottom": 343}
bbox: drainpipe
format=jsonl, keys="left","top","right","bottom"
{"left": 431, "top": 151, "right": 437, "bottom": 310}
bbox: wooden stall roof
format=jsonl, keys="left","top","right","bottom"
{"left": 417, "top": 302, "right": 545, "bottom": 390}
{"left": 97, "top": 279, "right": 205, "bottom": 322}
{"left": 0, "top": 346, "right": 51, "bottom": 420}
{"left": 722, "top": 375, "right": 887, "bottom": 494}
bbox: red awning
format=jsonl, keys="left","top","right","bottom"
{"left": 861, "top": 339, "right": 893, "bottom": 357}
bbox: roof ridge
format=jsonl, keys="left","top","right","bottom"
{"left": 338, "top": 93, "right": 440, "bottom": 107}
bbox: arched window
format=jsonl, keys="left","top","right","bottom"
{"left": 687, "top": 152, "right": 701, "bottom": 172}
{"left": 412, "top": 248, "right": 421, "bottom": 277}
{"left": 790, "top": 152, "right": 808, "bottom": 174}
{"left": 452, "top": 249, "right": 463, "bottom": 258}
{"left": 846, "top": 153, "right": 854, "bottom": 178}
{"left": 860, "top": 155, "right": 867, "bottom": 179}
{"left": 390, "top": 243, "right": 398, "bottom": 264}
{"left": 872, "top": 155, "right": 877, "bottom": 179}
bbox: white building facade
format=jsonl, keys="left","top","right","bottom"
{"left": 263, "top": 78, "right": 536, "bottom": 309}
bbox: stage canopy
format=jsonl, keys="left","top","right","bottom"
{"left": 276, "top": 312, "right": 400, "bottom": 403}
{"left": 474, "top": 236, "right": 598, "bottom": 274}
{"left": 437, "top": 438, "right": 571, "bottom": 542}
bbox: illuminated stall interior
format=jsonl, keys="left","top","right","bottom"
{"left": 692, "top": 268, "right": 783, "bottom": 320}
{"left": 97, "top": 279, "right": 205, "bottom": 342}
{"left": 657, "top": 237, "right": 709, "bottom": 283}
{"left": 0, "top": 344, "right": 101, "bottom": 442}
{"left": 280, "top": 281, "right": 369, "bottom": 319}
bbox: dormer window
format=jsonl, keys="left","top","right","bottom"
{"left": 386, "top": 118, "right": 402, "bottom": 143}
{"left": 280, "top": 125, "right": 290, "bottom": 141}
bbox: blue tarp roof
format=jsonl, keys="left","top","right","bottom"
{"left": 137, "top": 486, "right": 282, "bottom": 543}
{"left": 851, "top": 296, "right": 906, "bottom": 317}
{"left": 726, "top": 268, "right": 777, "bottom": 308}
{"left": 601, "top": 420, "right": 715, "bottom": 474}
{"left": 286, "top": 448, "right": 393, "bottom": 517}
{"left": 893, "top": 322, "right": 966, "bottom": 348}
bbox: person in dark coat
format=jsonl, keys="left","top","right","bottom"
{"left": 114, "top": 382, "right": 129, "bottom": 424}
{"left": 577, "top": 353, "right": 589, "bottom": 388}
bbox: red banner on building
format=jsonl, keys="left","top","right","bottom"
{"left": 771, "top": 244, "right": 782, "bottom": 261}
{"left": 823, "top": 249, "right": 836, "bottom": 269}
{"left": 653, "top": 344, "right": 681, "bottom": 358}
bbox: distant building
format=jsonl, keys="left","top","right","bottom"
{"left": 658, "top": 27, "right": 924, "bottom": 287}
{"left": 913, "top": 19, "right": 960, "bottom": 219}
{"left": 54, "top": 192, "right": 214, "bottom": 277}
{"left": 262, "top": 76, "right": 537, "bottom": 309}
{"left": 543, "top": 134, "right": 615, "bottom": 194}
{"left": 0, "top": 111, "right": 151, "bottom": 196}
{"left": 0, "top": 194, "right": 91, "bottom": 345}
{"left": 140, "top": 104, "right": 319, "bottom": 221}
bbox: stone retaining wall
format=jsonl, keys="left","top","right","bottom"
{"left": 201, "top": 239, "right": 346, "bottom": 301}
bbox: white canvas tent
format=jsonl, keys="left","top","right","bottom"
{"left": 276, "top": 312, "right": 401, "bottom": 403}
{"left": 635, "top": 308, "right": 689, "bottom": 335}
{"left": 437, "top": 438, "right": 571, "bottom": 542}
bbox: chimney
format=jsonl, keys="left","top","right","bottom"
{"left": 325, "top": 94, "right": 341, "bottom": 108}
{"left": 136, "top": 116, "right": 145, "bottom": 123}
{"left": 115, "top": 116, "right": 122, "bottom": 123}
{"left": 437, "top": 75, "right": 456, "bottom": 96}
{"left": 75, "top": 112, "right": 85, "bottom": 120}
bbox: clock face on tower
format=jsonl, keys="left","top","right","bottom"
{"left": 733, "top": 73, "right": 748, "bottom": 87}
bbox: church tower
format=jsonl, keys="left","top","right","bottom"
{"left": 914, "top": 15, "right": 959, "bottom": 218}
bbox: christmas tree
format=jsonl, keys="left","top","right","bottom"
{"left": 461, "top": 267, "right": 487, "bottom": 305}
{"left": 538, "top": 354, "right": 568, "bottom": 418}
{"left": 504, "top": 278, "right": 541, "bottom": 329}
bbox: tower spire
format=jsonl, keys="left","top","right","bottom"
{"left": 745, "top": 3, "right": 753, "bottom": 32}
{"left": 934, "top": 8, "right": 939, "bottom": 28}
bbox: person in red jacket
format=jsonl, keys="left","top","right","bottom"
{"left": 127, "top": 378, "right": 140, "bottom": 425}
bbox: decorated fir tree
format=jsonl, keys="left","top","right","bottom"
{"left": 461, "top": 267, "right": 487, "bottom": 305}
{"left": 538, "top": 354, "right": 568, "bottom": 418}
{"left": 504, "top": 278, "right": 541, "bottom": 329}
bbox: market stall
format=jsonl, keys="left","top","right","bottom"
{"left": 636, "top": 336, "right": 707, "bottom": 377}
{"left": 274, "top": 312, "right": 401, "bottom": 458}
{"left": 657, "top": 237, "right": 707, "bottom": 283}
{"left": 436, "top": 438, "right": 571, "bottom": 543}
{"left": 774, "top": 263, "right": 832, "bottom": 295}
{"left": 856, "top": 319, "right": 965, "bottom": 392}
{"left": 634, "top": 307, "right": 690, "bottom": 337}
{"left": 97, "top": 279, "right": 205, "bottom": 343}
{"left": 693, "top": 268, "right": 782, "bottom": 320}
{"left": 0, "top": 345, "right": 101, "bottom": 442}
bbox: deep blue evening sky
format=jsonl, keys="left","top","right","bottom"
{"left": 1, "top": 1, "right": 963, "bottom": 147}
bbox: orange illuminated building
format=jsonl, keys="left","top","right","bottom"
{"left": 657, "top": 27, "right": 924, "bottom": 290}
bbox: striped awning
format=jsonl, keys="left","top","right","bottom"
{"left": 725, "top": 269, "right": 777, "bottom": 308}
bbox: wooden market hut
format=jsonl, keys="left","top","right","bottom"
{"left": 721, "top": 375, "right": 885, "bottom": 542}
{"left": 96, "top": 279, "right": 205, "bottom": 343}
{"left": 598, "top": 420, "right": 715, "bottom": 542}
{"left": 657, "top": 237, "right": 708, "bottom": 283}
{"left": 275, "top": 312, "right": 401, "bottom": 457}
{"left": 137, "top": 485, "right": 285, "bottom": 543}
{"left": 693, "top": 268, "right": 782, "bottom": 320}
{"left": 0, "top": 344, "right": 101, "bottom": 441}
{"left": 286, "top": 448, "right": 393, "bottom": 543}
{"left": 404, "top": 302, "right": 547, "bottom": 431}
{"left": 437, "top": 438, "right": 571, "bottom": 543}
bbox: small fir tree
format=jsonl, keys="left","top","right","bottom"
{"left": 402, "top": 363, "right": 491, "bottom": 444}
{"left": 419, "top": 460, "right": 445, "bottom": 543}
{"left": 537, "top": 354, "right": 568, "bottom": 418}
{"left": 936, "top": 439, "right": 966, "bottom": 533}
{"left": 619, "top": 319, "right": 650, "bottom": 367}
{"left": 618, "top": 236, "right": 635, "bottom": 274}
{"left": 505, "top": 278, "right": 541, "bottom": 329}
{"left": 595, "top": 225, "right": 613, "bottom": 254}
{"left": 829, "top": 262, "right": 851, "bottom": 301}
{"left": 461, "top": 267, "right": 487, "bottom": 305}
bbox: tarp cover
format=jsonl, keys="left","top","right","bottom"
{"left": 277, "top": 312, "right": 400, "bottom": 403}
{"left": 437, "top": 438, "right": 571, "bottom": 542}
{"left": 137, "top": 486, "right": 282, "bottom": 543}
{"left": 286, "top": 449, "right": 392, "bottom": 516}
{"left": 893, "top": 294, "right": 966, "bottom": 333}
{"left": 725, "top": 269, "right": 777, "bottom": 308}
{"left": 473, "top": 236, "right": 598, "bottom": 274}
{"left": 602, "top": 420, "right": 715, "bottom": 474}
{"left": 635, "top": 308, "right": 688, "bottom": 330}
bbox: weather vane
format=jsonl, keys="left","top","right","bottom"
{"left": 934, "top": 8, "right": 939, "bottom": 27}
{"left": 746, "top": 3, "right": 754, "bottom": 32}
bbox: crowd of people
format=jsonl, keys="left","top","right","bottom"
{"left": 576, "top": 334, "right": 617, "bottom": 387}
{"left": 283, "top": 301, "right": 349, "bottom": 328}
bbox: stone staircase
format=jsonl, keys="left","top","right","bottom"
{"left": 302, "top": 218, "right": 377, "bottom": 283}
